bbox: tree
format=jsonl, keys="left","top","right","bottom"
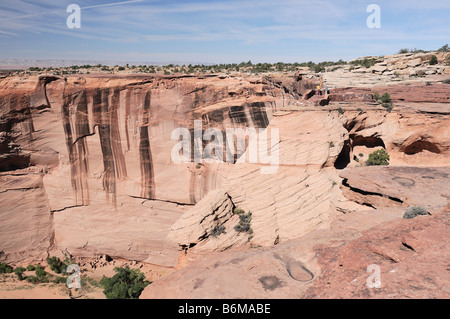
{"left": 0, "top": 262, "right": 13, "bottom": 274}
{"left": 100, "top": 266, "right": 150, "bottom": 299}
{"left": 14, "top": 267, "right": 26, "bottom": 280}
{"left": 437, "top": 44, "right": 448, "bottom": 52}
{"left": 35, "top": 265, "right": 47, "bottom": 279}
{"left": 47, "top": 256, "right": 65, "bottom": 274}
{"left": 366, "top": 149, "right": 390, "bottom": 166}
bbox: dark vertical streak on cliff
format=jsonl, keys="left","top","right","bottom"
{"left": 74, "top": 90, "right": 90, "bottom": 205}
{"left": 61, "top": 83, "right": 79, "bottom": 204}
{"left": 110, "top": 87, "right": 127, "bottom": 180}
{"left": 249, "top": 102, "right": 269, "bottom": 128}
{"left": 93, "top": 88, "right": 116, "bottom": 206}
{"left": 139, "top": 89, "right": 155, "bottom": 199}
{"left": 124, "top": 89, "right": 131, "bottom": 151}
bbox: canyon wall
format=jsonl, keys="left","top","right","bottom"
{"left": 0, "top": 72, "right": 321, "bottom": 265}
{"left": 1, "top": 69, "right": 449, "bottom": 272}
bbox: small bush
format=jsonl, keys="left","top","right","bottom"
{"left": 329, "top": 141, "right": 335, "bottom": 148}
{"left": 380, "top": 93, "right": 391, "bottom": 104}
{"left": 403, "top": 206, "right": 430, "bottom": 219}
{"left": 35, "top": 265, "right": 47, "bottom": 278}
{"left": 26, "top": 265, "right": 35, "bottom": 271}
{"left": 366, "top": 149, "right": 390, "bottom": 166}
{"left": 0, "top": 262, "right": 13, "bottom": 274}
{"left": 52, "top": 276, "right": 68, "bottom": 284}
{"left": 429, "top": 55, "right": 438, "bottom": 65}
{"left": 100, "top": 266, "right": 150, "bottom": 299}
{"left": 14, "top": 267, "right": 26, "bottom": 280}
{"left": 373, "top": 91, "right": 380, "bottom": 101}
{"left": 337, "top": 107, "right": 344, "bottom": 114}
{"left": 234, "top": 210, "right": 253, "bottom": 234}
{"left": 47, "top": 256, "right": 65, "bottom": 274}
{"left": 26, "top": 265, "right": 50, "bottom": 284}
{"left": 373, "top": 92, "right": 393, "bottom": 112}
{"left": 314, "top": 65, "right": 325, "bottom": 73}
{"left": 26, "top": 276, "right": 41, "bottom": 284}
{"left": 210, "top": 225, "right": 226, "bottom": 238}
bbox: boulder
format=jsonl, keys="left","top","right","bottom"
{"left": 371, "top": 65, "right": 387, "bottom": 74}
{"left": 407, "top": 58, "right": 422, "bottom": 67}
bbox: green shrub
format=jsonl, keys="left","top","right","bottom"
{"left": 366, "top": 149, "right": 390, "bottom": 166}
{"left": 46, "top": 256, "right": 65, "bottom": 274}
{"left": 374, "top": 92, "right": 393, "bottom": 112}
{"left": 35, "top": 265, "right": 47, "bottom": 278}
{"left": 234, "top": 209, "right": 253, "bottom": 234}
{"left": 26, "top": 265, "right": 35, "bottom": 271}
{"left": 0, "top": 262, "right": 13, "bottom": 274}
{"left": 26, "top": 265, "right": 49, "bottom": 284}
{"left": 26, "top": 276, "right": 40, "bottom": 284}
{"left": 52, "top": 276, "right": 68, "bottom": 284}
{"left": 380, "top": 93, "right": 391, "bottom": 103}
{"left": 403, "top": 206, "right": 430, "bottom": 219}
{"left": 373, "top": 91, "right": 380, "bottom": 101}
{"left": 210, "top": 225, "right": 226, "bottom": 238}
{"left": 14, "top": 267, "right": 26, "bottom": 280}
{"left": 314, "top": 65, "right": 325, "bottom": 73}
{"left": 100, "top": 266, "right": 150, "bottom": 299}
{"left": 337, "top": 107, "right": 344, "bottom": 114}
{"left": 429, "top": 55, "right": 438, "bottom": 65}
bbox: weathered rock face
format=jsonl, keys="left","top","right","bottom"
{"left": 141, "top": 177, "right": 450, "bottom": 299}
{"left": 0, "top": 72, "right": 320, "bottom": 264}
{"left": 168, "top": 110, "right": 356, "bottom": 252}
{"left": 303, "top": 210, "right": 450, "bottom": 299}
{"left": 0, "top": 171, "right": 53, "bottom": 263}
{"left": 340, "top": 166, "right": 450, "bottom": 210}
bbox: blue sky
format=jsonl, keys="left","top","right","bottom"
{"left": 0, "top": 0, "right": 449, "bottom": 64}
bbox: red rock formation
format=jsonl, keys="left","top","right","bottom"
{"left": 0, "top": 72, "right": 321, "bottom": 264}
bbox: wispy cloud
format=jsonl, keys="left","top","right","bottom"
{"left": 0, "top": 0, "right": 448, "bottom": 63}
